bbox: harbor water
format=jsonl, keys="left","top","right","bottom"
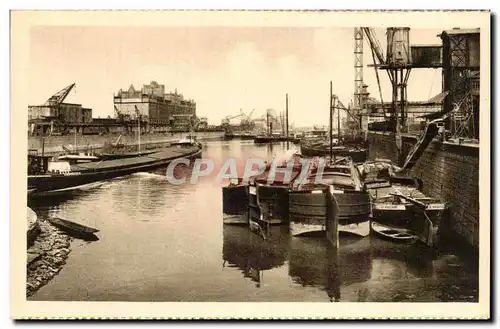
{"left": 28, "top": 140, "right": 478, "bottom": 302}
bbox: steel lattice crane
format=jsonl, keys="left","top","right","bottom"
{"left": 240, "top": 108, "right": 256, "bottom": 130}
{"left": 357, "top": 27, "right": 412, "bottom": 133}
{"left": 43, "top": 83, "right": 75, "bottom": 107}
{"left": 221, "top": 112, "right": 244, "bottom": 126}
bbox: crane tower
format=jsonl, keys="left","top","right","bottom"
{"left": 353, "top": 28, "right": 364, "bottom": 123}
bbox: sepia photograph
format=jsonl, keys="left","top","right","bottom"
{"left": 10, "top": 10, "right": 490, "bottom": 319}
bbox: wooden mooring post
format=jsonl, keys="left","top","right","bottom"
{"left": 325, "top": 186, "right": 339, "bottom": 248}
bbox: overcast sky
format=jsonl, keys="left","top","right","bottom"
{"left": 28, "top": 26, "right": 444, "bottom": 127}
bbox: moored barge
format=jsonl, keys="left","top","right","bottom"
{"left": 300, "top": 141, "right": 367, "bottom": 163}
{"left": 361, "top": 160, "right": 449, "bottom": 247}
{"left": 28, "top": 144, "right": 202, "bottom": 197}
{"left": 290, "top": 158, "right": 371, "bottom": 237}
{"left": 222, "top": 179, "right": 249, "bottom": 225}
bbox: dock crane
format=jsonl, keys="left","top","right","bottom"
{"left": 37, "top": 83, "right": 76, "bottom": 135}
{"left": 361, "top": 27, "right": 414, "bottom": 132}
{"left": 44, "top": 83, "right": 75, "bottom": 108}
{"left": 114, "top": 105, "right": 132, "bottom": 122}
{"left": 221, "top": 112, "right": 244, "bottom": 126}
{"left": 360, "top": 27, "right": 449, "bottom": 169}
{"left": 240, "top": 108, "right": 256, "bottom": 130}
{"left": 40, "top": 83, "right": 76, "bottom": 124}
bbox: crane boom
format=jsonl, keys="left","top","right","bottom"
{"left": 44, "top": 83, "right": 76, "bottom": 106}
{"left": 362, "top": 27, "right": 385, "bottom": 65}
{"left": 247, "top": 109, "right": 255, "bottom": 120}
{"left": 226, "top": 113, "right": 244, "bottom": 120}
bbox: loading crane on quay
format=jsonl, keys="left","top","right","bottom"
{"left": 353, "top": 27, "right": 410, "bottom": 133}
{"left": 354, "top": 27, "right": 473, "bottom": 169}
{"left": 221, "top": 112, "right": 244, "bottom": 126}
{"left": 354, "top": 27, "right": 448, "bottom": 134}
{"left": 43, "top": 83, "right": 76, "bottom": 109}
{"left": 239, "top": 108, "right": 256, "bottom": 130}
{"left": 28, "top": 83, "right": 77, "bottom": 136}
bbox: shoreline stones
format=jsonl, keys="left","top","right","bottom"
{"left": 26, "top": 219, "right": 72, "bottom": 297}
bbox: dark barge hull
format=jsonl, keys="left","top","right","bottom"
{"left": 289, "top": 189, "right": 330, "bottom": 236}
{"left": 254, "top": 136, "right": 284, "bottom": 143}
{"left": 28, "top": 147, "right": 202, "bottom": 197}
{"left": 334, "top": 191, "right": 372, "bottom": 237}
{"left": 300, "top": 144, "right": 367, "bottom": 163}
{"left": 254, "top": 184, "right": 290, "bottom": 225}
{"left": 239, "top": 135, "right": 257, "bottom": 140}
{"left": 227, "top": 133, "right": 256, "bottom": 140}
{"left": 222, "top": 184, "right": 249, "bottom": 225}
{"left": 289, "top": 189, "right": 370, "bottom": 237}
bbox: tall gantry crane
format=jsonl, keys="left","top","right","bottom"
{"left": 356, "top": 27, "right": 443, "bottom": 134}
{"left": 361, "top": 27, "right": 412, "bottom": 133}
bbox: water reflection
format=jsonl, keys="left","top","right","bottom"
{"left": 289, "top": 235, "right": 373, "bottom": 301}
{"left": 369, "top": 239, "right": 435, "bottom": 280}
{"left": 222, "top": 225, "right": 290, "bottom": 287}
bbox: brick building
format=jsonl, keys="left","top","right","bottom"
{"left": 113, "top": 81, "right": 197, "bottom": 130}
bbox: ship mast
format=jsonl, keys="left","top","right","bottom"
{"left": 134, "top": 105, "right": 141, "bottom": 152}
{"left": 329, "top": 81, "right": 333, "bottom": 163}
{"left": 337, "top": 96, "right": 340, "bottom": 142}
{"left": 286, "top": 94, "right": 289, "bottom": 151}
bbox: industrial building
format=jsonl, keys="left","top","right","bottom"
{"left": 113, "top": 81, "right": 197, "bottom": 131}
{"left": 28, "top": 81, "right": 207, "bottom": 136}
{"left": 28, "top": 83, "right": 95, "bottom": 136}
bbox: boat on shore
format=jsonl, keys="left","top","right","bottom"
{"left": 47, "top": 216, "right": 99, "bottom": 240}
{"left": 27, "top": 144, "right": 202, "bottom": 198}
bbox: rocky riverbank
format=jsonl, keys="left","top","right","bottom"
{"left": 27, "top": 219, "right": 72, "bottom": 297}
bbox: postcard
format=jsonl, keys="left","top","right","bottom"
{"left": 11, "top": 10, "right": 490, "bottom": 319}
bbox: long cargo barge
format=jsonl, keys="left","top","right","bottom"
{"left": 28, "top": 144, "right": 202, "bottom": 197}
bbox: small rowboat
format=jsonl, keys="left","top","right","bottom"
{"left": 47, "top": 217, "right": 99, "bottom": 239}
{"left": 371, "top": 222, "right": 417, "bottom": 244}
